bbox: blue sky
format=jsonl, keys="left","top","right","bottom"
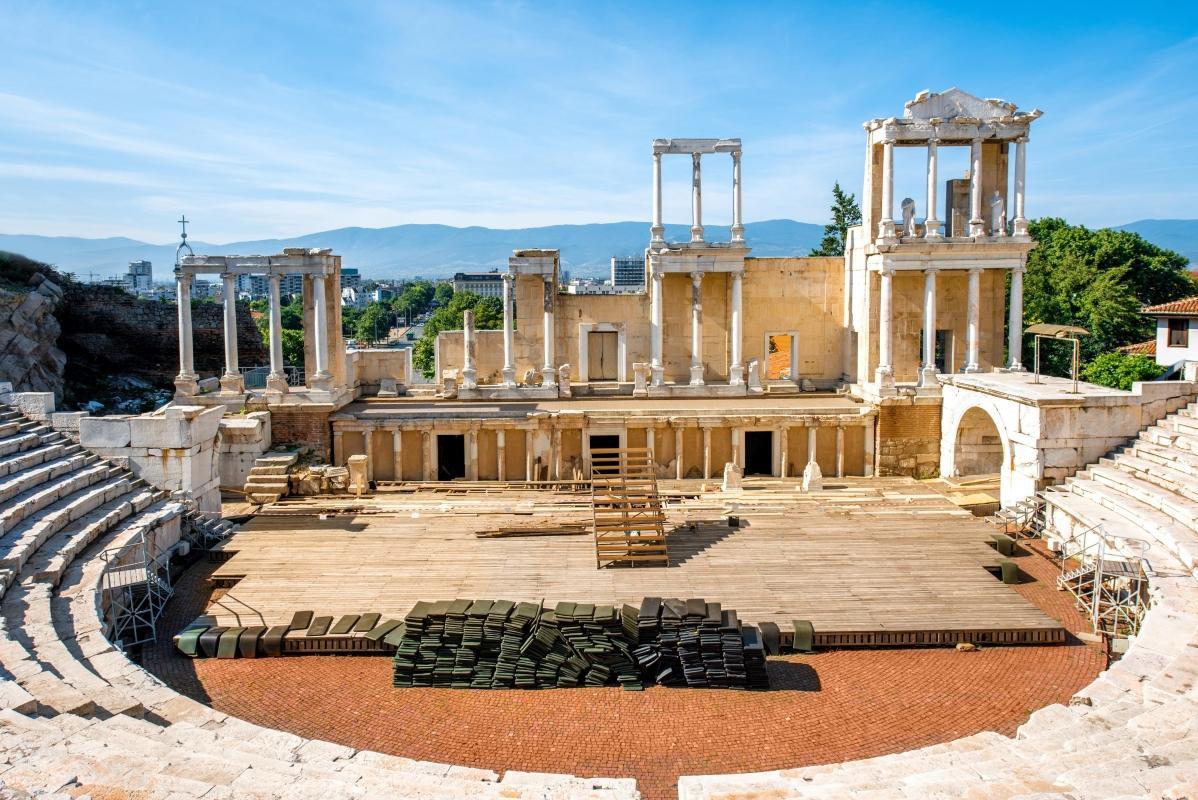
{"left": 1, "top": 1, "right": 1196, "bottom": 243}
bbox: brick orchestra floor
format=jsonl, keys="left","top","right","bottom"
{"left": 143, "top": 493, "right": 1106, "bottom": 800}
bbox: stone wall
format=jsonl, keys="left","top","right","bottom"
{"left": 271, "top": 408, "right": 331, "bottom": 456}
{"left": 60, "top": 284, "right": 266, "bottom": 391}
{"left": 0, "top": 273, "right": 66, "bottom": 400}
{"left": 876, "top": 400, "right": 942, "bottom": 478}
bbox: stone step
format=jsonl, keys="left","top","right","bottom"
{"left": 246, "top": 492, "right": 283, "bottom": 505}
{"left": 1140, "top": 424, "right": 1198, "bottom": 455}
{"left": 248, "top": 464, "right": 291, "bottom": 476}
{"left": 0, "top": 475, "right": 134, "bottom": 579}
{"left": 1163, "top": 414, "right": 1198, "bottom": 439}
{"left": 1103, "top": 452, "right": 1198, "bottom": 506}
{"left": 0, "top": 431, "right": 42, "bottom": 458}
{"left": 0, "top": 441, "right": 68, "bottom": 479}
{"left": 1131, "top": 440, "right": 1198, "bottom": 479}
{"left": 244, "top": 477, "right": 288, "bottom": 491}
{"left": 0, "top": 622, "right": 95, "bottom": 716}
{"left": 1065, "top": 478, "right": 1198, "bottom": 572}
{"left": 27, "top": 489, "right": 159, "bottom": 587}
{"left": 1083, "top": 464, "right": 1198, "bottom": 536}
{"left": 0, "top": 676, "right": 37, "bottom": 714}
{"left": 0, "top": 452, "right": 94, "bottom": 506}
{"left": 0, "top": 462, "right": 113, "bottom": 538}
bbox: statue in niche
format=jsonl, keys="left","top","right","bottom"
{"left": 901, "top": 198, "right": 917, "bottom": 237}
{"left": 989, "top": 190, "right": 1007, "bottom": 236}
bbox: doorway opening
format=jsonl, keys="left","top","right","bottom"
{"left": 744, "top": 431, "right": 774, "bottom": 476}
{"left": 589, "top": 434, "right": 621, "bottom": 474}
{"left": 437, "top": 434, "right": 466, "bottom": 480}
{"left": 766, "top": 334, "right": 796, "bottom": 381}
{"left": 919, "top": 329, "right": 954, "bottom": 373}
{"left": 587, "top": 330, "right": 619, "bottom": 381}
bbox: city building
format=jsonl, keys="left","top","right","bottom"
{"left": 341, "top": 267, "right": 361, "bottom": 290}
{"left": 610, "top": 256, "right": 645, "bottom": 288}
{"left": 127, "top": 259, "right": 153, "bottom": 292}
{"left": 452, "top": 271, "right": 504, "bottom": 298}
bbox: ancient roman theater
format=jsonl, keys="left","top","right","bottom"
{"left": 1, "top": 89, "right": 1196, "bottom": 799}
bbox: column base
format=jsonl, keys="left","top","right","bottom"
{"left": 878, "top": 220, "right": 897, "bottom": 240}
{"left": 1008, "top": 362, "right": 1026, "bottom": 372}
{"left": 923, "top": 220, "right": 943, "bottom": 239}
{"left": 730, "top": 225, "right": 745, "bottom": 243}
{"left": 219, "top": 373, "right": 245, "bottom": 394}
{"left": 309, "top": 371, "right": 334, "bottom": 392}
{"left": 265, "top": 373, "right": 290, "bottom": 394}
{"left": 690, "top": 227, "right": 704, "bottom": 243}
{"left": 461, "top": 368, "right": 478, "bottom": 391}
{"left": 689, "top": 365, "right": 705, "bottom": 386}
{"left": 174, "top": 374, "right": 199, "bottom": 396}
{"left": 961, "top": 363, "right": 981, "bottom": 374}
{"left": 650, "top": 227, "right": 665, "bottom": 244}
{"left": 501, "top": 367, "right": 516, "bottom": 387}
{"left": 969, "top": 219, "right": 986, "bottom": 237}
{"left": 917, "top": 366, "right": 939, "bottom": 388}
{"left": 874, "top": 366, "right": 896, "bottom": 391}
{"left": 728, "top": 364, "right": 744, "bottom": 386}
{"left": 541, "top": 367, "right": 557, "bottom": 388}
{"left": 1013, "top": 218, "right": 1029, "bottom": 237}
{"left": 650, "top": 365, "right": 664, "bottom": 387}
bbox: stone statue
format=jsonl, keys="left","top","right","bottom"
{"left": 901, "top": 198, "right": 917, "bottom": 237}
{"left": 989, "top": 190, "right": 1006, "bottom": 236}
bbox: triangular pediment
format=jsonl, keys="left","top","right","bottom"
{"left": 904, "top": 88, "right": 1018, "bottom": 121}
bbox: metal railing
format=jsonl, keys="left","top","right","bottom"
{"left": 100, "top": 531, "right": 172, "bottom": 649}
{"left": 239, "top": 365, "right": 306, "bottom": 389}
{"left": 1056, "top": 522, "right": 1149, "bottom": 637}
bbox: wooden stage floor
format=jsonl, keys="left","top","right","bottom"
{"left": 207, "top": 478, "right": 1065, "bottom": 646}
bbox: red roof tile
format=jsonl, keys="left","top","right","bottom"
{"left": 1143, "top": 296, "right": 1198, "bottom": 315}
{"left": 1118, "top": 340, "right": 1156, "bottom": 356}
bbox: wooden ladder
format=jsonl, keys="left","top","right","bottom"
{"left": 590, "top": 447, "right": 669, "bottom": 568}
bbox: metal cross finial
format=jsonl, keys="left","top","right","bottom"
{"left": 178, "top": 215, "right": 189, "bottom": 241}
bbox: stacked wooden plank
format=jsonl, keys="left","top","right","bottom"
{"left": 625, "top": 597, "right": 769, "bottom": 690}
{"left": 590, "top": 447, "right": 668, "bottom": 568}
{"left": 392, "top": 597, "right": 769, "bottom": 691}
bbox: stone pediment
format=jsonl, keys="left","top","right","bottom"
{"left": 904, "top": 88, "right": 1035, "bottom": 121}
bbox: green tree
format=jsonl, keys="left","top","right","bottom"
{"left": 281, "top": 328, "right": 305, "bottom": 369}
{"left": 353, "top": 302, "right": 392, "bottom": 344}
{"left": 809, "top": 181, "right": 862, "bottom": 257}
{"left": 1022, "top": 218, "right": 1196, "bottom": 375}
{"left": 1080, "top": 352, "right": 1165, "bottom": 390}
{"left": 433, "top": 281, "right": 454, "bottom": 307}
{"left": 413, "top": 291, "right": 503, "bottom": 378}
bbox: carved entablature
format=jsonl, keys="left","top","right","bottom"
{"left": 863, "top": 88, "right": 1042, "bottom": 145}
{"left": 651, "top": 138, "right": 741, "bottom": 155}
{"left": 177, "top": 248, "right": 337, "bottom": 276}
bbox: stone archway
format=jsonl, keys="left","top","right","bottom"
{"left": 954, "top": 406, "right": 1005, "bottom": 477}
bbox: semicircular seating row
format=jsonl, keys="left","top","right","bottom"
{"left": 0, "top": 404, "right": 637, "bottom": 800}
{"left": 680, "top": 401, "right": 1198, "bottom": 799}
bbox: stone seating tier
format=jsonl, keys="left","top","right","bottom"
{"left": 0, "top": 403, "right": 637, "bottom": 799}
{"left": 677, "top": 402, "right": 1198, "bottom": 798}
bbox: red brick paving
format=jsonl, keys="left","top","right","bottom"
{"left": 143, "top": 540, "right": 1105, "bottom": 800}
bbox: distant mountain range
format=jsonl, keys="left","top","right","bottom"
{"left": 1, "top": 218, "right": 1194, "bottom": 281}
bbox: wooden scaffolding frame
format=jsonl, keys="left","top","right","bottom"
{"left": 590, "top": 447, "right": 669, "bottom": 568}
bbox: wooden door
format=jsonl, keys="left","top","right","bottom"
{"left": 588, "top": 331, "right": 618, "bottom": 380}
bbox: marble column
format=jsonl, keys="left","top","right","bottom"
{"left": 875, "top": 267, "right": 895, "bottom": 388}
{"left": 651, "top": 152, "right": 665, "bottom": 244}
{"left": 462, "top": 309, "right": 478, "bottom": 390}
{"left": 646, "top": 427, "right": 656, "bottom": 469}
{"left": 364, "top": 428, "right": 375, "bottom": 483}
{"left": 173, "top": 271, "right": 197, "bottom": 394}
{"left": 551, "top": 427, "right": 561, "bottom": 481}
{"left": 674, "top": 426, "right": 684, "bottom": 480}
{"left": 310, "top": 272, "right": 332, "bottom": 388}
{"left": 332, "top": 430, "right": 344, "bottom": 466}
{"left": 1009, "top": 266, "right": 1025, "bottom": 370}
{"left": 690, "top": 153, "right": 704, "bottom": 243}
{"left": 689, "top": 271, "right": 704, "bottom": 386}
{"left": 864, "top": 421, "right": 875, "bottom": 477}
{"left": 525, "top": 430, "right": 535, "bottom": 481}
{"left": 422, "top": 431, "right": 433, "bottom": 481}
{"left": 392, "top": 429, "right": 403, "bottom": 482}
{"left": 779, "top": 427, "right": 789, "bottom": 478}
{"left": 501, "top": 272, "right": 516, "bottom": 386}
{"left": 1013, "top": 136, "right": 1029, "bottom": 237}
{"left": 219, "top": 272, "right": 243, "bottom": 393}
{"left": 924, "top": 138, "right": 942, "bottom": 238}
{"left": 731, "top": 427, "right": 741, "bottom": 469}
{"left": 806, "top": 427, "right": 818, "bottom": 468}
{"left": 964, "top": 267, "right": 982, "bottom": 373}
{"left": 969, "top": 138, "right": 985, "bottom": 237}
{"left": 650, "top": 270, "right": 664, "bottom": 386}
{"left": 835, "top": 426, "right": 845, "bottom": 478}
{"left": 730, "top": 150, "right": 745, "bottom": 242}
{"left": 466, "top": 427, "right": 478, "bottom": 481}
{"left": 919, "top": 268, "right": 938, "bottom": 386}
{"left": 729, "top": 272, "right": 744, "bottom": 385}
{"left": 879, "top": 138, "right": 896, "bottom": 240}
{"left": 702, "top": 426, "right": 712, "bottom": 480}
{"left": 802, "top": 425, "right": 823, "bottom": 491}
{"left": 541, "top": 276, "right": 556, "bottom": 387}
{"left": 266, "top": 273, "right": 288, "bottom": 393}
{"left": 496, "top": 429, "right": 506, "bottom": 482}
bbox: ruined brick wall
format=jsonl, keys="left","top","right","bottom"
{"left": 270, "top": 408, "right": 331, "bottom": 456}
{"left": 60, "top": 284, "right": 266, "bottom": 390}
{"left": 0, "top": 274, "right": 66, "bottom": 400}
{"left": 876, "top": 402, "right": 942, "bottom": 478}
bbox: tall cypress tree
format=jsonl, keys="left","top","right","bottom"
{"left": 809, "top": 181, "right": 862, "bottom": 257}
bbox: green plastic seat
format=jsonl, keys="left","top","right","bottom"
{"left": 991, "top": 533, "right": 1016, "bottom": 556}
{"left": 175, "top": 625, "right": 208, "bottom": 657}
{"left": 329, "top": 614, "right": 359, "bottom": 635}
{"left": 239, "top": 626, "right": 267, "bottom": 658}
{"left": 792, "top": 620, "right": 815, "bottom": 653}
{"left": 353, "top": 613, "right": 380, "bottom": 632}
{"left": 999, "top": 558, "right": 1019, "bottom": 584}
{"left": 217, "top": 627, "right": 245, "bottom": 658}
{"left": 364, "top": 618, "right": 403, "bottom": 642}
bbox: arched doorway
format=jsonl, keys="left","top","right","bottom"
{"left": 953, "top": 406, "right": 1004, "bottom": 478}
